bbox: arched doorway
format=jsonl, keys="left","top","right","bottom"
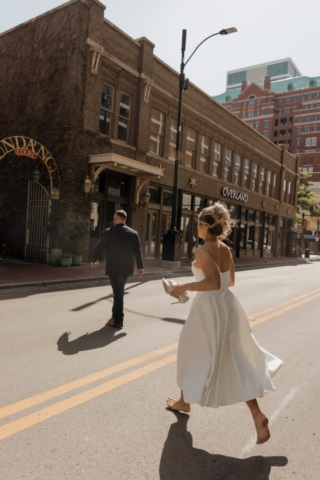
{"left": 0, "top": 136, "right": 60, "bottom": 262}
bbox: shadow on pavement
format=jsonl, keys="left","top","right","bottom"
{"left": 57, "top": 327, "right": 126, "bottom": 355}
{"left": 159, "top": 411, "right": 288, "bottom": 480}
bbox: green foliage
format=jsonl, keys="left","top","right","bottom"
{"left": 68, "top": 221, "right": 90, "bottom": 241}
{"left": 46, "top": 203, "right": 68, "bottom": 236}
{"left": 297, "top": 170, "right": 320, "bottom": 215}
{"left": 56, "top": 251, "right": 73, "bottom": 259}
{"left": 73, "top": 195, "right": 92, "bottom": 217}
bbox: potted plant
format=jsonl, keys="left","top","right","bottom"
{"left": 57, "top": 252, "right": 73, "bottom": 267}
{"left": 68, "top": 221, "right": 90, "bottom": 266}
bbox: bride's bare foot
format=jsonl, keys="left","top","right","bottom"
{"left": 167, "top": 397, "right": 191, "bottom": 413}
{"left": 255, "top": 413, "right": 270, "bottom": 444}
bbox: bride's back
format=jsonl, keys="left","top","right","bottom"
{"left": 200, "top": 240, "right": 232, "bottom": 273}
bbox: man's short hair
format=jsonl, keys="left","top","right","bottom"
{"left": 115, "top": 210, "right": 127, "bottom": 220}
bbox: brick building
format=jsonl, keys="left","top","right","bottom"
{"left": 0, "top": 0, "right": 299, "bottom": 263}
{"left": 214, "top": 74, "right": 320, "bottom": 184}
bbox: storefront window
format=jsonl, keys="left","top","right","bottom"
{"left": 182, "top": 193, "right": 192, "bottom": 210}
{"left": 270, "top": 215, "right": 276, "bottom": 226}
{"left": 256, "top": 212, "right": 261, "bottom": 223}
{"left": 248, "top": 210, "right": 255, "bottom": 222}
{"left": 240, "top": 223, "right": 246, "bottom": 249}
{"left": 230, "top": 205, "right": 240, "bottom": 219}
{"left": 163, "top": 189, "right": 173, "bottom": 206}
{"left": 108, "top": 178, "right": 127, "bottom": 197}
{"left": 194, "top": 196, "right": 205, "bottom": 213}
{"left": 247, "top": 225, "right": 255, "bottom": 249}
{"left": 255, "top": 226, "right": 261, "bottom": 250}
{"left": 149, "top": 185, "right": 161, "bottom": 204}
{"left": 265, "top": 214, "right": 270, "bottom": 225}
{"left": 241, "top": 208, "right": 247, "bottom": 221}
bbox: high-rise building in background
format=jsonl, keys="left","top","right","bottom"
{"left": 226, "top": 58, "right": 302, "bottom": 91}
{"left": 213, "top": 61, "right": 320, "bottom": 185}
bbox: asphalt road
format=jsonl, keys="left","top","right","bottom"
{"left": 1, "top": 263, "right": 320, "bottom": 480}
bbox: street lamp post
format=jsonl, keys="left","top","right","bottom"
{"left": 162, "top": 27, "right": 237, "bottom": 267}
{"left": 301, "top": 212, "right": 305, "bottom": 257}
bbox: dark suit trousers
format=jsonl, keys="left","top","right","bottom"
{"left": 109, "top": 275, "right": 129, "bottom": 326}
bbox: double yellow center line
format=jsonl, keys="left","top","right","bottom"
{"left": 0, "top": 286, "right": 319, "bottom": 441}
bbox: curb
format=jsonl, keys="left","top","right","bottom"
{"left": 0, "top": 260, "right": 317, "bottom": 290}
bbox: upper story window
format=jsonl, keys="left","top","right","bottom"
{"left": 256, "top": 110, "right": 260, "bottom": 116}
{"left": 307, "top": 93, "right": 314, "bottom": 99}
{"left": 168, "top": 119, "right": 177, "bottom": 161}
{"left": 264, "top": 121, "right": 270, "bottom": 127}
{"left": 185, "top": 128, "right": 197, "bottom": 167}
{"left": 252, "top": 163, "right": 258, "bottom": 192}
{"left": 118, "top": 93, "right": 130, "bottom": 142}
{"left": 315, "top": 114, "right": 318, "bottom": 121}
{"left": 285, "top": 97, "right": 290, "bottom": 103}
{"left": 224, "top": 149, "right": 232, "bottom": 182}
{"left": 242, "top": 112, "right": 246, "bottom": 118}
{"left": 99, "top": 83, "right": 114, "bottom": 136}
{"left": 149, "top": 109, "right": 164, "bottom": 156}
{"left": 200, "top": 135, "right": 210, "bottom": 173}
{"left": 297, "top": 127, "right": 301, "bottom": 134}
{"left": 265, "top": 108, "right": 270, "bottom": 114}
{"left": 257, "top": 99, "right": 261, "bottom": 105}
{"left": 243, "top": 159, "right": 250, "bottom": 189}
{"left": 293, "top": 96, "right": 297, "bottom": 102}
{"left": 313, "top": 125, "right": 318, "bottom": 132}
{"left": 279, "top": 98, "right": 283, "bottom": 104}
{"left": 267, "top": 97, "right": 271, "bottom": 103}
{"left": 298, "top": 117, "right": 302, "bottom": 123}
{"left": 243, "top": 101, "right": 247, "bottom": 106}
{"left": 248, "top": 111, "right": 254, "bottom": 117}
{"left": 305, "top": 115, "right": 311, "bottom": 122}
{"left": 301, "top": 95, "right": 305, "bottom": 100}
{"left": 213, "top": 142, "right": 221, "bottom": 177}
{"left": 284, "top": 108, "right": 290, "bottom": 114}
{"left": 234, "top": 102, "right": 238, "bottom": 108}
{"left": 263, "top": 132, "right": 269, "bottom": 138}
{"left": 304, "top": 127, "right": 311, "bottom": 133}
{"left": 266, "top": 171, "right": 272, "bottom": 196}
{"left": 234, "top": 154, "right": 242, "bottom": 185}
{"left": 248, "top": 99, "right": 255, "bottom": 106}
{"left": 259, "top": 167, "right": 265, "bottom": 194}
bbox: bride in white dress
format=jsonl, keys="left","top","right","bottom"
{"left": 166, "top": 202, "right": 282, "bottom": 445}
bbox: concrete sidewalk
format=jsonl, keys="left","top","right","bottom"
{"left": 0, "top": 254, "right": 317, "bottom": 290}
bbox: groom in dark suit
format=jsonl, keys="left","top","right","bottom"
{"left": 91, "top": 210, "right": 144, "bottom": 329}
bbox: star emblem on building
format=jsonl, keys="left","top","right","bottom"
{"left": 157, "top": 163, "right": 165, "bottom": 175}
{"left": 190, "top": 175, "right": 197, "bottom": 188}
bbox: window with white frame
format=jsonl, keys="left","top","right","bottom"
{"left": 312, "top": 138, "right": 317, "bottom": 146}
{"left": 149, "top": 110, "right": 164, "bottom": 155}
{"left": 224, "top": 149, "right": 232, "bottom": 182}
{"left": 306, "top": 138, "right": 311, "bottom": 146}
{"left": 234, "top": 154, "right": 242, "bottom": 185}
{"left": 259, "top": 167, "right": 265, "bottom": 194}
{"left": 200, "top": 135, "right": 210, "bottom": 173}
{"left": 243, "top": 159, "right": 250, "bottom": 188}
{"left": 213, "top": 142, "right": 221, "bottom": 177}
{"left": 252, "top": 163, "right": 258, "bottom": 191}
{"left": 168, "top": 119, "right": 177, "bottom": 160}
{"left": 185, "top": 128, "right": 197, "bottom": 167}
{"left": 99, "top": 83, "right": 114, "bottom": 136}
{"left": 118, "top": 93, "right": 130, "bottom": 142}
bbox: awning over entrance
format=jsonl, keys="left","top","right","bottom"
{"left": 88, "top": 153, "right": 164, "bottom": 204}
{"left": 89, "top": 153, "right": 164, "bottom": 181}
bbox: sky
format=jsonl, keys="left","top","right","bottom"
{"left": 1, "top": 0, "right": 319, "bottom": 96}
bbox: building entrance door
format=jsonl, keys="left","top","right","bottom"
{"left": 145, "top": 210, "right": 159, "bottom": 258}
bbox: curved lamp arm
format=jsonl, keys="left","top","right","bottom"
{"left": 184, "top": 27, "right": 237, "bottom": 68}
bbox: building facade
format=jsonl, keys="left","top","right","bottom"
{"left": 214, "top": 75, "right": 320, "bottom": 185}
{"left": 0, "top": 0, "right": 299, "bottom": 264}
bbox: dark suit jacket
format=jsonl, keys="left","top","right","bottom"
{"left": 92, "top": 223, "right": 144, "bottom": 276}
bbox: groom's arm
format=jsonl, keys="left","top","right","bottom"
{"left": 134, "top": 232, "right": 144, "bottom": 273}
{"left": 92, "top": 229, "right": 109, "bottom": 263}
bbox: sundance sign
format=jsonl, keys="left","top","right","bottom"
{"left": 221, "top": 186, "right": 248, "bottom": 203}
{"left": 0, "top": 136, "right": 59, "bottom": 186}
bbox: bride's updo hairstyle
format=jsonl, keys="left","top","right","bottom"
{"left": 198, "top": 201, "right": 233, "bottom": 240}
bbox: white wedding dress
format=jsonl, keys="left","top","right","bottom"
{"left": 177, "top": 263, "right": 282, "bottom": 408}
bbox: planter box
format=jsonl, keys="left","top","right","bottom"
{"left": 50, "top": 248, "right": 62, "bottom": 266}
{"left": 60, "top": 257, "right": 72, "bottom": 267}
{"left": 72, "top": 254, "right": 82, "bottom": 266}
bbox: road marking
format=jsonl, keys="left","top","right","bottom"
{"left": 250, "top": 292, "right": 320, "bottom": 327}
{"left": 0, "top": 354, "right": 177, "bottom": 441}
{"left": 1, "top": 286, "right": 320, "bottom": 441}
{"left": 248, "top": 287, "right": 320, "bottom": 321}
{"left": 0, "top": 343, "right": 178, "bottom": 421}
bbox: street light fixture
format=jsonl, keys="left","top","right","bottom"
{"left": 162, "top": 27, "right": 238, "bottom": 267}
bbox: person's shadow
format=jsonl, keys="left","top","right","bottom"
{"left": 160, "top": 411, "right": 288, "bottom": 480}
{"left": 57, "top": 327, "right": 126, "bottom": 355}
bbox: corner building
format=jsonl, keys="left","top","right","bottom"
{"left": 0, "top": 0, "right": 299, "bottom": 263}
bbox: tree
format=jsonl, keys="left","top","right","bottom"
{"left": 297, "top": 170, "right": 320, "bottom": 217}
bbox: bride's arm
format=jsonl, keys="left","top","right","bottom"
{"left": 184, "top": 249, "right": 221, "bottom": 292}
